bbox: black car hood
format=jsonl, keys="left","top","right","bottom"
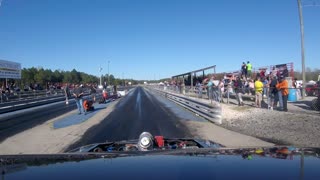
{"left": 1, "top": 147, "right": 320, "bottom": 180}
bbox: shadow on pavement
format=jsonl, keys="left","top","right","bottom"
{"left": 53, "top": 103, "right": 110, "bottom": 129}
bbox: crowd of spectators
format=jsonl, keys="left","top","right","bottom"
{"left": 167, "top": 62, "right": 295, "bottom": 112}
{"left": 0, "top": 81, "right": 88, "bottom": 103}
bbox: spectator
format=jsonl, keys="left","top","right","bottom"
{"left": 64, "top": 83, "right": 71, "bottom": 104}
{"left": 195, "top": 80, "right": 202, "bottom": 98}
{"left": 262, "top": 77, "right": 269, "bottom": 98}
{"left": 234, "top": 77, "right": 244, "bottom": 106}
{"left": 299, "top": 83, "right": 303, "bottom": 97}
{"left": 260, "top": 69, "right": 265, "bottom": 79}
{"left": 206, "top": 76, "right": 214, "bottom": 100}
{"left": 276, "top": 76, "right": 289, "bottom": 112}
{"left": 271, "top": 66, "right": 278, "bottom": 77}
{"left": 277, "top": 82, "right": 284, "bottom": 110}
{"left": 254, "top": 76, "right": 263, "bottom": 108}
{"left": 226, "top": 80, "right": 234, "bottom": 97}
{"left": 248, "top": 79, "right": 254, "bottom": 95}
{"left": 293, "top": 78, "right": 300, "bottom": 100}
{"left": 205, "top": 76, "right": 218, "bottom": 101}
{"left": 241, "top": 62, "right": 247, "bottom": 79}
{"left": 73, "top": 84, "right": 85, "bottom": 115}
{"left": 246, "top": 61, "right": 252, "bottom": 78}
{"left": 218, "top": 79, "right": 224, "bottom": 103}
{"left": 268, "top": 76, "right": 278, "bottom": 110}
{"left": 283, "top": 66, "right": 289, "bottom": 77}
{"left": 212, "top": 76, "right": 219, "bottom": 102}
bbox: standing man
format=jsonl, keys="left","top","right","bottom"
{"left": 73, "top": 84, "right": 84, "bottom": 114}
{"left": 254, "top": 76, "right": 263, "bottom": 108}
{"left": 206, "top": 77, "right": 214, "bottom": 100}
{"left": 276, "top": 76, "right": 289, "bottom": 112}
{"left": 241, "top": 62, "right": 247, "bottom": 79}
{"left": 246, "top": 61, "right": 252, "bottom": 79}
{"left": 293, "top": 78, "right": 300, "bottom": 100}
{"left": 269, "top": 76, "right": 278, "bottom": 110}
{"left": 234, "top": 77, "right": 244, "bottom": 106}
{"left": 64, "top": 83, "right": 71, "bottom": 104}
{"left": 218, "top": 78, "right": 224, "bottom": 103}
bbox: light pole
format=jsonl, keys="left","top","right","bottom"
{"left": 298, "top": 0, "right": 306, "bottom": 99}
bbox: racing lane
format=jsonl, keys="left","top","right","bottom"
{"left": 67, "top": 86, "right": 192, "bottom": 150}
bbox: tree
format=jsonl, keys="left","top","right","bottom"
{"left": 70, "top": 69, "right": 81, "bottom": 83}
{"left": 63, "top": 71, "right": 72, "bottom": 83}
{"left": 34, "top": 68, "right": 50, "bottom": 87}
{"left": 294, "top": 67, "right": 320, "bottom": 81}
{"left": 81, "top": 73, "right": 98, "bottom": 84}
{"left": 52, "top": 70, "right": 63, "bottom": 83}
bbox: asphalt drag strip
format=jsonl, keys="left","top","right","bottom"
{"left": 66, "top": 86, "right": 193, "bottom": 151}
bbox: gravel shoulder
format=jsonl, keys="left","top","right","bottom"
{"left": 219, "top": 98, "right": 320, "bottom": 147}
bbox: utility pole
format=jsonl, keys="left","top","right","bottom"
{"left": 298, "top": 0, "right": 306, "bottom": 99}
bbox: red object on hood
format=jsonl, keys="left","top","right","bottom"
{"left": 154, "top": 136, "right": 164, "bottom": 147}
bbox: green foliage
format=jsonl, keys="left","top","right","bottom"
{"left": 19, "top": 67, "right": 99, "bottom": 87}
{"left": 294, "top": 68, "right": 320, "bottom": 81}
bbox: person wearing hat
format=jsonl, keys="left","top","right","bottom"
{"left": 276, "top": 76, "right": 289, "bottom": 112}
{"left": 73, "top": 84, "right": 85, "bottom": 114}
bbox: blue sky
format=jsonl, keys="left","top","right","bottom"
{"left": 0, "top": 0, "right": 319, "bottom": 80}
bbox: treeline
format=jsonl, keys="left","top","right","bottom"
{"left": 4, "top": 67, "right": 139, "bottom": 89}
{"left": 21, "top": 67, "right": 98, "bottom": 85}
{"left": 294, "top": 67, "right": 320, "bottom": 82}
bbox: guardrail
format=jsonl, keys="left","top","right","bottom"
{"left": 0, "top": 86, "right": 132, "bottom": 104}
{"left": 0, "top": 89, "right": 65, "bottom": 104}
{"left": 0, "top": 86, "right": 134, "bottom": 114}
{"left": 0, "top": 96, "right": 67, "bottom": 114}
{"left": 146, "top": 86, "right": 222, "bottom": 124}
